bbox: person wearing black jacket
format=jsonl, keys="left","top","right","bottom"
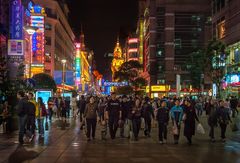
{"left": 207, "top": 99, "right": 218, "bottom": 142}
{"left": 156, "top": 100, "right": 169, "bottom": 144}
{"left": 120, "top": 95, "right": 132, "bottom": 138}
{"left": 142, "top": 97, "right": 154, "bottom": 137}
{"left": 183, "top": 100, "right": 199, "bottom": 145}
{"left": 16, "top": 91, "right": 28, "bottom": 145}
{"left": 105, "top": 92, "right": 122, "bottom": 139}
{"left": 26, "top": 93, "right": 36, "bottom": 141}
{"left": 131, "top": 98, "right": 142, "bottom": 141}
{"left": 77, "top": 95, "right": 86, "bottom": 122}
{"left": 230, "top": 96, "right": 239, "bottom": 118}
{"left": 217, "top": 100, "right": 232, "bottom": 142}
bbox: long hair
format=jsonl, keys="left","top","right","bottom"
{"left": 38, "top": 97, "right": 44, "bottom": 105}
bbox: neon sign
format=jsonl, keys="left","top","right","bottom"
{"left": 128, "top": 38, "right": 138, "bottom": 44}
{"left": 10, "top": 0, "right": 23, "bottom": 39}
{"left": 31, "top": 13, "right": 45, "bottom": 65}
{"left": 75, "top": 43, "right": 81, "bottom": 87}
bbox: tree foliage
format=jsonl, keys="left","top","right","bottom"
{"left": 116, "top": 86, "right": 133, "bottom": 95}
{"left": 186, "top": 38, "right": 227, "bottom": 97}
{"left": 32, "top": 73, "right": 57, "bottom": 92}
{"left": 113, "top": 60, "right": 147, "bottom": 91}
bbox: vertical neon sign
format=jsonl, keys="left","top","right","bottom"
{"left": 30, "top": 5, "right": 45, "bottom": 65}
{"left": 75, "top": 43, "right": 81, "bottom": 88}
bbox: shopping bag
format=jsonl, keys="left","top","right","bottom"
{"left": 172, "top": 125, "right": 178, "bottom": 135}
{"left": 172, "top": 121, "right": 178, "bottom": 135}
{"left": 196, "top": 123, "right": 205, "bottom": 134}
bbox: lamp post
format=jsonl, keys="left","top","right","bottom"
{"left": 24, "top": 26, "right": 38, "bottom": 78}
{"left": 61, "top": 59, "right": 67, "bottom": 97}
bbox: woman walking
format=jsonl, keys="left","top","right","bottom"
{"left": 156, "top": 100, "right": 169, "bottom": 144}
{"left": 36, "top": 97, "right": 47, "bottom": 138}
{"left": 84, "top": 96, "right": 99, "bottom": 141}
{"left": 170, "top": 99, "right": 183, "bottom": 144}
{"left": 131, "top": 98, "right": 142, "bottom": 141}
{"left": 207, "top": 99, "right": 218, "bottom": 142}
{"left": 183, "top": 100, "right": 199, "bottom": 145}
{"left": 217, "top": 100, "right": 232, "bottom": 142}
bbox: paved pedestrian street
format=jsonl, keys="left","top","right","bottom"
{"left": 0, "top": 116, "right": 240, "bottom": 163}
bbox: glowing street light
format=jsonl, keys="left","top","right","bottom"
{"left": 61, "top": 59, "right": 67, "bottom": 97}
{"left": 24, "top": 26, "right": 38, "bottom": 78}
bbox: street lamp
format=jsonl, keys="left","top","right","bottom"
{"left": 61, "top": 59, "right": 67, "bottom": 97}
{"left": 24, "top": 26, "right": 38, "bottom": 78}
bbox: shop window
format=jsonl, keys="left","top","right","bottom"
{"left": 217, "top": 20, "right": 225, "bottom": 39}
{"left": 234, "top": 48, "right": 240, "bottom": 63}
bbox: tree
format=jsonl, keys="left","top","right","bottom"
{"left": 115, "top": 86, "right": 133, "bottom": 95}
{"left": 185, "top": 38, "right": 227, "bottom": 98}
{"left": 205, "top": 38, "right": 227, "bottom": 98}
{"left": 32, "top": 73, "right": 57, "bottom": 92}
{"left": 114, "top": 60, "right": 147, "bottom": 92}
{"left": 185, "top": 50, "right": 205, "bottom": 89}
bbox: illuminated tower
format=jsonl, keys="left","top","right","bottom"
{"left": 111, "top": 37, "right": 124, "bottom": 81}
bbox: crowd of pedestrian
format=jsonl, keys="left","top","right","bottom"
{"left": 76, "top": 93, "right": 239, "bottom": 145}
{"left": 10, "top": 90, "right": 240, "bottom": 145}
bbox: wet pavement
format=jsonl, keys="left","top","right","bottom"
{"left": 0, "top": 115, "right": 240, "bottom": 163}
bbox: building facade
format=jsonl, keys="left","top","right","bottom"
{"left": 140, "top": 0, "right": 211, "bottom": 91}
{"left": 32, "top": 0, "right": 75, "bottom": 77}
{"left": 212, "top": 0, "right": 240, "bottom": 97}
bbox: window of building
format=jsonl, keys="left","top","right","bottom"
{"left": 174, "top": 39, "right": 182, "bottom": 49}
{"left": 45, "top": 23, "right": 52, "bottom": 30}
{"left": 45, "top": 37, "right": 51, "bottom": 45}
{"left": 216, "top": 19, "right": 225, "bottom": 39}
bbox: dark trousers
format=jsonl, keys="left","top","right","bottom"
{"left": 158, "top": 122, "right": 167, "bottom": 141}
{"left": 220, "top": 123, "right": 227, "bottom": 139}
{"left": 86, "top": 118, "right": 97, "bottom": 138}
{"left": 49, "top": 109, "right": 53, "bottom": 121}
{"left": 197, "top": 108, "right": 203, "bottom": 116}
{"left": 232, "top": 108, "right": 238, "bottom": 118}
{"left": 186, "top": 135, "right": 192, "bottom": 144}
{"left": 132, "top": 118, "right": 141, "bottom": 139}
{"left": 120, "top": 119, "right": 126, "bottom": 137}
{"left": 80, "top": 112, "right": 84, "bottom": 122}
{"left": 109, "top": 118, "right": 119, "bottom": 139}
{"left": 209, "top": 124, "right": 215, "bottom": 139}
{"left": 27, "top": 115, "right": 35, "bottom": 136}
{"left": 144, "top": 117, "right": 152, "bottom": 136}
{"left": 18, "top": 115, "right": 27, "bottom": 144}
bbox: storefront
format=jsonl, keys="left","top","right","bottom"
{"left": 146, "top": 85, "right": 170, "bottom": 98}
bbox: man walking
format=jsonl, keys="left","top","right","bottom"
{"left": 27, "top": 92, "right": 37, "bottom": 141}
{"left": 16, "top": 91, "right": 28, "bottom": 145}
{"left": 105, "top": 92, "right": 122, "bottom": 139}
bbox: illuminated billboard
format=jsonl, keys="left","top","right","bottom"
{"left": 30, "top": 15, "right": 44, "bottom": 64}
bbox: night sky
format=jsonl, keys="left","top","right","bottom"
{"left": 66, "top": 0, "right": 138, "bottom": 76}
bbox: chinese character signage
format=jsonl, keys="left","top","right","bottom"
{"left": 30, "top": 15, "right": 44, "bottom": 64}
{"left": 10, "top": 0, "right": 23, "bottom": 39}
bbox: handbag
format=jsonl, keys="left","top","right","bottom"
{"left": 196, "top": 123, "right": 205, "bottom": 134}
{"left": 172, "top": 121, "right": 178, "bottom": 135}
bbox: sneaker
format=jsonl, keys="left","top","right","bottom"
{"left": 221, "top": 138, "right": 226, "bottom": 142}
{"left": 87, "top": 138, "right": 91, "bottom": 142}
{"left": 159, "top": 141, "right": 163, "bottom": 144}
